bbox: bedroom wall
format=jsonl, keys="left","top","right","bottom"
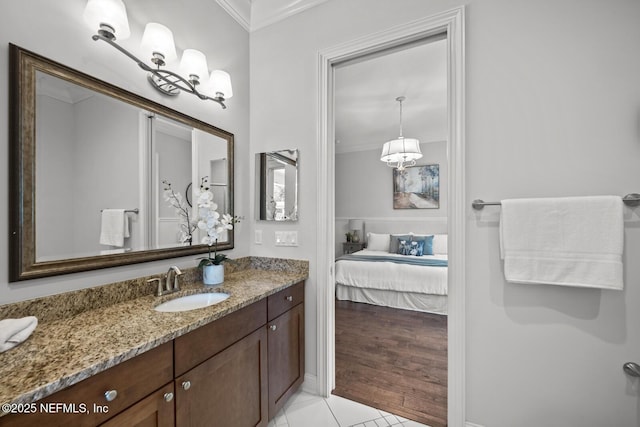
{"left": 250, "top": 0, "right": 640, "bottom": 425}
{"left": 335, "top": 143, "right": 448, "bottom": 255}
{"left": 0, "top": 0, "right": 250, "bottom": 303}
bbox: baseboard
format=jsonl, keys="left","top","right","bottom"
{"left": 466, "top": 422, "right": 485, "bottom": 427}
{"left": 301, "top": 373, "right": 318, "bottom": 394}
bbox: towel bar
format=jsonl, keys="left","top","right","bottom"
{"left": 472, "top": 193, "right": 640, "bottom": 210}
{"left": 101, "top": 208, "right": 140, "bottom": 214}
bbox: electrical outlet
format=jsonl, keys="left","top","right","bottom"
{"left": 275, "top": 231, "right": 298, "bottom": 246}
{"left": 255, "top": 230, "right": 262, "bottom": 244}
{"left": 286, "top": 231, "right": 298, "bottom": 246}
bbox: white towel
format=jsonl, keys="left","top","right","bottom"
{"left": 499, "top": 196, "right": 624, "bottom": 289}
{"left": 99, "top": 209, "right": 130, "bottom": 247}
{"left": 0, "top": 316, "right": 38, "bottom": 353}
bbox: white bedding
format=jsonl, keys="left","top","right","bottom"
{"left": 335, "top": 249, "right": 448, "bottom": 295}
{"left": 335, "top": 285, "right": 448, "bottom": 314}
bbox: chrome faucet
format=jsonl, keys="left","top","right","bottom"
{"left": 166, "top": 266, "right": 182, "bottom": 293}
{"left": 148, "top": 266, "right": 183, "bottom": 297}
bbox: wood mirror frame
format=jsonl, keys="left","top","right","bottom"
{"left": 8, "top": 44, "right": 234, "bottom": 281}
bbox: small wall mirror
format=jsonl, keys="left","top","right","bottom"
{"left": 9, "top": 44, "right": 234, "bottom": 281}
{"left": 257, "top": 149, "right": 298, "bottom": 221}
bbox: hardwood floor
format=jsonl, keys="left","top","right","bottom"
{"left": 333, "top": 300, "right": 447, "bottom": 427}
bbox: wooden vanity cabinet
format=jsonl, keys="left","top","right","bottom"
{"left": 175, "top": 327, "right": 268, "bottom": 427}
{"left": 173, "top": 300, "right": 269, "bottom": 427}
{"left": 0, "top": 342, "right": 174, "bottom": 427}
{"left": 1, "top": 282, "right": 305, "bottom": 427}
{"left": 267, "top": 281, "right": 305, "bottom": 419}
{"left": 99, "top": 382, "right": 175, "bottom": 427}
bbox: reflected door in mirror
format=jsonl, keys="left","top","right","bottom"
{"left": 258, "top": 150, "right": 298, "bottom": 221}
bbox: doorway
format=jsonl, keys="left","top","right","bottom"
{"left": 315, "top": 7, "right": 466, "bottom": 426}
{"left": 332, "top": 34, "right": 448, "bottom": 426}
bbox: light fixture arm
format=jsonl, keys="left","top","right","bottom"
{"left": 91, "top": 33, "right": 228, "bottom": 109}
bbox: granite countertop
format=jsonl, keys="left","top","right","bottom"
{"left": 0, "top": 257, "right": 308, "bottom": 412}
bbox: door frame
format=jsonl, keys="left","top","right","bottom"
{"left": 315, "top": 6, "right": 466, "bottom": 425}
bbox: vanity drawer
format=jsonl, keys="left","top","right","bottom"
{"left": 0, "top": 341, "right": 173, "bottom": 427}
{"left": 268, "top": 281, "right": 304, "bottom": 321}
{"left": 174, "top": 299, "right": 267, "bottom": 376}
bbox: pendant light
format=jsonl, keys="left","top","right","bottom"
{"left": 380, "top": 96, "right": 422, "bottom": 171}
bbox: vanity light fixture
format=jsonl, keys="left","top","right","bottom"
{"left": 380, "top": 96, "right": 422, "bottom": 170}
{"left": 83, "top": 0, "right": 233, "bottom": 109}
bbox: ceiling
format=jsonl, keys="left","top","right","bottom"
{"left": 215, "top": 0, "right": 448, "bottom": 155}
{"left": 334, "top": 37, "right": 448, "bottom": 154}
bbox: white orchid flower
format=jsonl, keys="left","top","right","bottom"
{"left": 201, "top": 236, "right": 214, "bottom": 246}
{"left": 197, "top": 190, "right": 214, "bottom": 208}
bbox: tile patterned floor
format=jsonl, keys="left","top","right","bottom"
{"left": 269, "top": 390, "right": 431, "bottom": 427}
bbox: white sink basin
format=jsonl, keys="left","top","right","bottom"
{"left": 154, "top": 293, "right": 230, "bottom": 312}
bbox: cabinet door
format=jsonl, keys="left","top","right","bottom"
{"left": 175, "top": 327, "right": 268, "bottom": 427}
{"left": 99, "top": 383, "right": 175, "bottom": 427}
{"left": 268, "top": 303, "right": 305, "bottom": 418}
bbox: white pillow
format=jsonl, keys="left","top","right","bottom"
{"left": 367, "top": 233, "right": 390, "bottom": 252}
{"left": 432, "top": 234, "right": 448, "bottom": 254}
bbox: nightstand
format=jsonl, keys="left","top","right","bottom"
{"left": 343, "top": 242, "right": 365, "bottom": 254}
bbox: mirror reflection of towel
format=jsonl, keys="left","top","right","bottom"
{"left": 100, "top": 248, "right": 131, "bottom": 255}
{"left": 100, "top": 209, "right": 130, "bottom": 247}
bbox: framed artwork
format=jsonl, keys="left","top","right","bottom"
{"left": 393, "top": 164, "right": 440, "bottom": 209}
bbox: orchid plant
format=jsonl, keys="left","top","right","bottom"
{"left": 162, "top": 179, "right": 196, "bottom": 245}
{"left": 195, "top": 176, "right": 237, "bottom": 267}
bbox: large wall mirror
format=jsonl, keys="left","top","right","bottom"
{"left": 9, "top": 44, "right": 234, "bottom": 281}
{"left": 257, "top": 149, "right": 298, "bottom": 221}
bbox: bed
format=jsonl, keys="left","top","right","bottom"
{"left": 335, "top": 233, "right": 448, "bottom": 315}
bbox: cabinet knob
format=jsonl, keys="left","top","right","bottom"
{"left": 104, "top": 390, "right": 118, "bottom": 402}
{"left": 269, "top": 324, "right": 277, "bottom": 331}
{"left": 285, "top": 295, "right": 293, "bottom": 302}
{"left": 182, "top": 381, "right": 191, "bottom": 390}
{"left": 164, "top": 392, "right": 174, "bottom": 402}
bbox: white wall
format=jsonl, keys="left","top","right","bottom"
{"left": 74, "top": 95, "right": 140, "bottom": 254}
{"left": 250, "top": 0, "right": 640, "bottom": 425}
{"left": 36, "top": 95, "right": 76, "bottom": 258}
{"left": 0, "top": 0, "right": 249, "bottom": 303}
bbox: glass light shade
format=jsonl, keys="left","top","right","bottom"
{"left": 179, "top": 49, "right": 209, "bottom": 82}
{"left": 83, "top": 0, "right": 130, "bottom": 40}
{"left": 380, "top": 138, "right": 422, "bottom": 163}
{"left": 208, "top": 70, "right": 233, "bottom": 99}
{"left": 140, "top": 23, "right": 177, "bottom": 61}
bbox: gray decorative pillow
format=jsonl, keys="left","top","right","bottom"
{"left": 389, "top": 234, "right": 412, "bottom": 253}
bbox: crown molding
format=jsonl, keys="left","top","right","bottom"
{"left": 251, "top": 0, "right": 329, "bottom": 31}
{"left": 216, "top": 0, "right": 251, "bottom": 32}
{"left": 217, "top": 0, "right": 329, "bottom": 32}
